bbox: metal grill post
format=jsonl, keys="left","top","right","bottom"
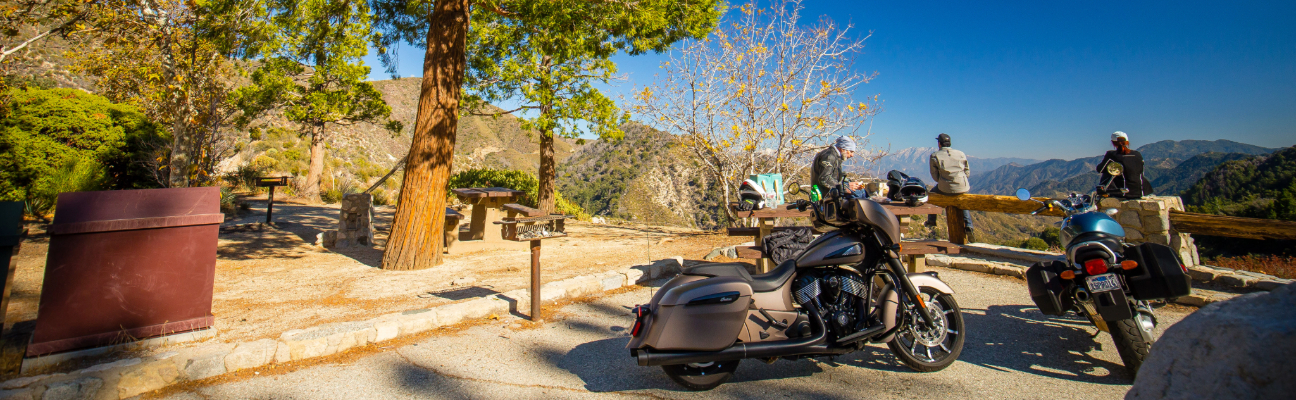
{"left": 530, "top": 239, "right": 542, "bottom": 321}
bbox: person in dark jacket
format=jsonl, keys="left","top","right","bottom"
{"left": 811, "top": 136, "right": 864, "bottom": 198}
{"left": 1097, "top": 131, "right": 1154, "bottom": 199}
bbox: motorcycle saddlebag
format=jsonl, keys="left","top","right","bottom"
{"left": 1026, "top": 261, "right": 1072, "bottom": 316}
{"left": 639, "top": 272, "right": 753, "bottom": 351}
{"left": 1122, "top": 242, "right": 1192, "bottom": 300}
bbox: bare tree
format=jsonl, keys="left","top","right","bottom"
{"left": 633, "top": 0, "right": 882, "bottom": 225}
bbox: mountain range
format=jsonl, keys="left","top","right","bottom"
{"left": 851, "top": 146, "right": 1039, "bottom": 181}
{"left": 969, "top": 140, "right": 1283, "bottom": 197}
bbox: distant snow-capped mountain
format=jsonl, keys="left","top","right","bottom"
{"left": 846, "top": 147, "right": 1040, "bottom": 180}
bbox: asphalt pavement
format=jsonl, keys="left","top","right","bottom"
{"left": 158, "top": 266, "right": 1190, "bottom": 399}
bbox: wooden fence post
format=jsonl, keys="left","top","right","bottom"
{"left": 946, "top": 206, "right": 968, "bottom": 245}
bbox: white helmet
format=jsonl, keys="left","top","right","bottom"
{"left": 1111, "top": 131, "right": 1129, "bottom": 142}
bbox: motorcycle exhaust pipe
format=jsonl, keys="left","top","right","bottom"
{"left": 1074, "top": 287, "right": 1092, "bottom": 303}
{"left": 635, "top": 304, "right": 837, "bottom": 366}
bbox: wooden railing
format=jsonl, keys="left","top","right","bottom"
{"left": 1167, "top": 211, "right": 1296, "bottom": 240}
{"left": 924, "top": 192, "right": 1296, "bottom": 242}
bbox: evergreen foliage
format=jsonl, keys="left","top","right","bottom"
{"left": 0, "top": 87, "right": 163, "bottom": 217}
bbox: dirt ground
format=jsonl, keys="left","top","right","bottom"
{"left": 6, "top": 199, "right": 751, "bottom": 353}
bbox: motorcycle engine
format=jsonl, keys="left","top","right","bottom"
{"left": 793, "top": 271, "right": 870, "bottom": 339}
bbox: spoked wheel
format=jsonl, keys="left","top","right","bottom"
{"left": 661, "top": 360, "right": 741, "bottom": 391}
{"left": 888, "top": 286, "right": 965, "bottom": 372}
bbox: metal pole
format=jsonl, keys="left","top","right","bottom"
{"left": 530, "top": 239, "right": 542, "bottom": 321}
{"left": 265, "top": 186, "right": 276, "bottom": 224}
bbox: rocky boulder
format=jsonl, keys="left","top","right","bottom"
{"left": 1126, "top": 283, "right": 1295, "bottom": 399}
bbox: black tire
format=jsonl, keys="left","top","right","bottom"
{"left": 888, "top": 287, "right": 966, "bottom": 372}
{"left": 661, "top": 360, "right": 741, "bottom": 391}
{"left": 1107, "top": 317, "right": 1153, "bottom": 377}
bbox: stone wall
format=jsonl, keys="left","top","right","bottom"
{"left": 1099, "top": 195, "right": 1199, "bottom": 267}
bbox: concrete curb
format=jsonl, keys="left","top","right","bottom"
{"left": 0, "top": 258, "right": 685, "bottom": 400}
{"left": 925, "top": 254, "right": 1286, "bottom": 308}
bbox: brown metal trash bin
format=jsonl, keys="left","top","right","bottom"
{"left": 28, "top": 187, "right": 223, "bottom": 357}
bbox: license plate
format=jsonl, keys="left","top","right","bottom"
{"left": 1086, "top": 273, "right": 1121, "bottom": 293}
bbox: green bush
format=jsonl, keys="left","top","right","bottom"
{"left": 448, "top": 168, "right": 589, "bottom": 220}
{"left": 1039, "top": 227, "right": 1062, "bottom": 248}
{"left": 1018, "top": 237, "right": 1048, "bottom": 251}
{"left": 0, "top": 87, "right": 163, "bottom": 217}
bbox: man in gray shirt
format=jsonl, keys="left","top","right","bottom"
{"left": 926, "top": 133, "right": 973, "bottom": 234}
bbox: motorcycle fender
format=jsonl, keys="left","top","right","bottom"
{"left": 874, "top": 273, "right": 952, "bottom": 343}
{"left": 1092, "top": 288, "right": 1134, "bottom": 321}
{"left": 907, "top": 273, "right": 955, "bottom": 295}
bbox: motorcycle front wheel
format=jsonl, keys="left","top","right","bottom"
{"left": 661, "top": 360, "right": 741, "bottom": 391}
{"left": 888, "top": 286, "right": 966, "bottom": 372}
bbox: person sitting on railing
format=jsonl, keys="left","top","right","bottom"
{"left": 926, "top": 133, "right": 974, "bottom": 237}
{"left": 1098, "top": 131, "right": 1154, "bottom": 199}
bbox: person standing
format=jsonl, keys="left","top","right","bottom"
{"left": 811, "top": 136, "right": 865, "bottom": 197}
{"left": 1097, "top": 131, "right": 1154, "bottom": 199}
{"left": 926, "top": 133, "right": 974, "bottom": 235}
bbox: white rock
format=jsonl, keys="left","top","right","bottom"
{"left": 1127, "top": 284, "right": 1296, "bottom": 399}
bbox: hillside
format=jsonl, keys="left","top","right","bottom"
{"left": 1178, "top": 146, "right": 1296, "bottom": 257}
{"left": 557, "top": 123, "right": 725, "bottom": 228}
{"left": 220, "top": 78, "right": 577, "bottom": 198}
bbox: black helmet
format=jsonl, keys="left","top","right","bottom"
{"left": 899, "top": 177, "right": 929, "bottom": 206}
{"left": 886, "top": 170, "right": 908, "bottom": 202}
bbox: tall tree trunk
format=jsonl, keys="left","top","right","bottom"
{"left": 167, "top": 121, "right": 190, "bottom": 188}
{"left": 537, "top": 118, "right": 556, "bottom": 214}
{"left": 303, "top": 124, "right": 326, "bottom": 203}
{"left": 381, "top": 0, "right": 469, "bottom": 271}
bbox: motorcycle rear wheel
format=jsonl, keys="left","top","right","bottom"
{"left": 1107, "top": 314, "right": 1154, "bottom": 377}
{"left": 661, "top": 360, "right": 741, "bottom": 391}
{"left": 888, "top": 287, "right": 965, "bottom": 372}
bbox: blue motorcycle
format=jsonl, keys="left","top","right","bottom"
{"left": 1016, "top": 162, "right": 1191, "bottom": 377}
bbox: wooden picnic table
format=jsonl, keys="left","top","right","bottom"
{"left": 451, "top": 187, "right": 526, "bottom": 242}
{"left": 727, "top": 201, "right": 958, "bottom": 273}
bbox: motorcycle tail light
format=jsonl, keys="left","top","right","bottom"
{"left": 630, "top": 305, "right": 649, "bottom": 337}
{"left": 1084, "top": 259, "right": 1108, "bottom": 275}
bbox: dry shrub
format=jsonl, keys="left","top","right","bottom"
{"left": 1206, "top": 255, "right": 1296, "bottom": 279}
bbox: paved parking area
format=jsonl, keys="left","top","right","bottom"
{"left": 159, "top": 267, "right": 1192, "bottom": 399}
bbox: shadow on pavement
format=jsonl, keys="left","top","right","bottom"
{"left": 958, "top": 304, "right": 1131, "bottom": 384}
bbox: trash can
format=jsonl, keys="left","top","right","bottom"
{"left": 0, "top": 201, "right": 24, "bottom": 331}
{"left": 28, "top": 187, "right": 223, "bottom": 357}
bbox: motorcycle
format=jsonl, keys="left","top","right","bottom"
{"left": 1016, "top": 161, "right": 1191, "bottom": 376}
{"left": 627, "top": 185, "right": 966, "bottom": 390}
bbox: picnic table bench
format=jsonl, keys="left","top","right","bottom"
{"left": 727, "top": 201, "right": 959, "bottom": 272}
{"left": 450, "top": 187, "right": 526, "bottom": 242}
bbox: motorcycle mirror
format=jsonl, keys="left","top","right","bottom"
{"left": 1015, "top": 188, "right": 1031, "bottom": 201}
{"left": 1104, "top": 208, "right": 1119, "bottom": 216}
{"left": 787, "top": 182, "right": 801, "bottom": 196}
{"left": 1105, "top": 161, "right": 1124, "bottom": 176}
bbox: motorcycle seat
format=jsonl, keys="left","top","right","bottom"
{"left": 680, "top": 260, "right": 796, "bottom": 293}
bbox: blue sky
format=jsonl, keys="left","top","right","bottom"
{"left": 365, "top": 0, "right": 1296, "bottom": 160}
